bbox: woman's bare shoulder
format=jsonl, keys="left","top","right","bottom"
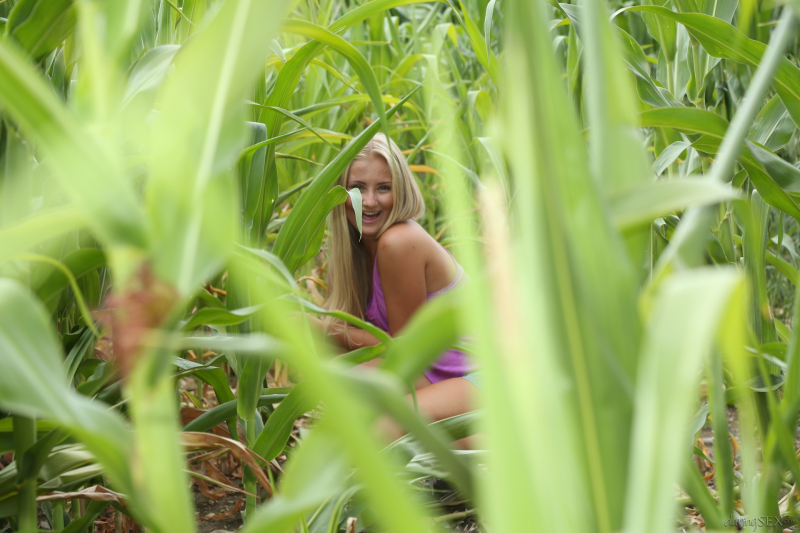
{"left": 377, "top": 221, "right": 434, "bottom": 253}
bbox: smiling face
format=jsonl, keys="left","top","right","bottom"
{"left": 345, "top": 153, "right": 394, "bottom": 241}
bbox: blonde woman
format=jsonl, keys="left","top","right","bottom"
{"left": 314, "top": 133, "right": 481, "bottom": 443}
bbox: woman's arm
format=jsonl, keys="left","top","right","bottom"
{"left": 305, "top": 315, "right": 383, "bottom": 350}
{"left": 376, "top": 225, "right": 428, "bottom": 335}
{"left": 308, "top": 223, "right": 429, "bottom": 349}
{"left": 328, "top": 322, "right": 383, "bottom": 350}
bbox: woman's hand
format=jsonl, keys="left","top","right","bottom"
{"left": 304, "top": 314, "right": 325, "bottom": 331}
{"left": 290, "top": 311, "right": 325, "bottom": 332}
{"left": 293, "top": 312, "right": 384, "bottom": 351}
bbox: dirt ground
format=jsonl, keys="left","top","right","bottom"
{"left": 28, "top": 401, "right": 763, "bottom": 533}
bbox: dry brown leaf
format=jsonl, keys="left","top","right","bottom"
{"left": 408, "top": 164, "right": 441, "bottom": 176}
{"left": 188, "top": 447, "right": 230, "bottom": 465}
{"left": 198, "top": 498, "right": 245, "bottom": 521}
{"left": 194, "top": 478, "right": 229, "bottom": 500}
{"left": 698, "top": 438, "right": 714, "bottom": 482}
{"left": 203, "top": 459, "right": 233, "bottom": 487}
{"left": 189, "top": 468, "right": 253, "bottom": 497}
{"left": 182, "top": 432, "right": 274, "bottom": 496}
{"left": 730, "top": 431, "right": 738, "bottom": 458}
{"left": 400, "top": 141, "right": 438, "bottom": 155}
{"left": 179, "top": 407, "right": 246, "bottom": 441}
{"left": 37, "top": 485, "right": 124, "bottom": 504}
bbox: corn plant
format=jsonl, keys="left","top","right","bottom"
{"left": 0, "top": 0, "right": 800, "bottom": 532}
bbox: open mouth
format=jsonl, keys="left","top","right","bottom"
{"left": 362, "top": 211, "right": 381, "bottom": 224}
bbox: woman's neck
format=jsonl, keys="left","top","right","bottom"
{"left": 362, "top": 235, "right": 379, "bottom": 263}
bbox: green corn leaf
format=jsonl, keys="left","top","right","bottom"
{"left": 559, "top": 5, "right": 680, "bottom": 108}
{"left": 180, "top": 304, "right": 263, "bottom": 331}
{"left": 269, "top": 38, "right": 286, "bottom": 62}
{"left": 477, "top": 137, "right": 509, "bottom": 184}
{"left": 146, "top": 0, "right": 293, "bottom": 294}
{"left": 636, "top": 107, "right": 800, "bottom": 220}
{"left": 640, "top": 0, "right": 677, "bottom": 62}
{"left": 236, "top": 244, "right": 298, "bottom": 289}
{"left": 705, "top": 349, "right": 733, "bottom": 516}
{"left": 5, "top": 0, "right": 76, "bottom": 61}
{"left": 61, "top": 500, "right": 108, "bottom": 533}
{"left": 255, "top": 42, "right": 324, "bottom": 246}
{"left": 291, "top": 94, "right": 408, "bottom": 118}
{"left": 748, "top": 94, "right": 797, "bottom": 152}
{"left": 34, "top": 248, "right": 106, "bottom": 305}
{"left": 379, "top": 291, "right": 461, "bottom": 383}
{"left": 17, "top": 429, "right": 64, "bottom": 482}
{"left": 329, "top": 0, "right": 447, "bottom": 33}
{"left": 242, "top": 425, "right": 350, "bottom": 533}
{"left": 740, "top": 157, "right": 800, "bottom": 222}
{"left": 652, "top": 141, "right": 691, "bottom": 176}
{"left": 580, "top": 0, "right": 652, "bottom": 196}
{"left": 609, "top": 179, "right": 739, "bottom": 231}
{"left": 249, "top": 103, "right": 341, "bottom": 151}
{"left": 689, "top": 134, "right": 800, "bottom": 221}
{"left": 238, "top": 351, "right": 272, "bottom": 429}
{"left": 347, "top": 187, "right": 363, "bottom": 240}
{"left": 616, "top": 27, "right": 680, "bottom": 108}
{"left": 173, "top": 358, "right": 236, "bottom": 405}
{"left": 0, "top": 207, "right": 87, "bottom": 267}
{"left": 281, "top": 20, "right": 389, "bottom": 141}
{"left": 0, "top": 39, "right": 147, "bottom": 249}
{"left": 457, "top": 0, "right": 501, "bottom": 83}
{"left": 484, "top": 0, "right": 499, "bottom": 61}
{"left": 324, "top": 485, "right": 363, "bottom": 533}
{"left": 127, "top": 354, "right": 196, "bottom": 533}
{"left": 65, "top": 328, "right": 96, "bottom": 383}
{"left": 623, "top": 269, "right": 741, "bottom": 532}
{"left": 120, "top": 45, "right": 180, "bottom": 108}
{"left": 580, "top": 0, "right": 653, "bottom": 275}
{"left": 620, "top": 7, "right": 800, "bottom": 129}
{"left": 388, "top": 53, "right": 429, "bottom": 87}
{"left": 336, "top": 368, "right": 474, "bottom": 499}
{"left": 498, "top": 1, "right": 630, "bottom": 530}
{"left": 766, "top": 249, "right": 800, "bottom": 287}
{"left": 240, "top": 121, "right": 269, "bottom": 243}
{"left": 298, "top": 185, "right": 348, "bottom": 269}
{"left": 181, "top": 392, "right": 290, "bottom": 433}
{"left": 746, "top": 141, "right": 800, "bottom": 195}
{"left": 101, "top": 0, "right": 150, "bottom": 61}
{"left": 337, "top": 344, "right": 387, "bottom": 365}
{"left": 237, "top": 128, "right": 309, "bottom": 162}
{"left": 0, "top": 279, "right": 133, "bottom": 497}
{"left": 0, "top": 445, "right": 100, "bottom": 513}
{"left": 638, "top": 107, "right": 729, "bottom": 138}
{"left": 386, "top": 410, "right": 483, "bottom": 455}
{"left": 252, "top": 382, "right": 318, "bottom": 461}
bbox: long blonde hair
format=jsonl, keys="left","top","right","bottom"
{"left": 324, "top": 133, "right": 425, "bottom": 342}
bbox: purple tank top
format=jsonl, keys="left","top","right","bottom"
{"left": 365, "top": 248, "right": 473, "bottom": 384}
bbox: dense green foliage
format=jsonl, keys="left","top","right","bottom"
{"left": 1, "top": 0, "right": 800, "bottom": 532}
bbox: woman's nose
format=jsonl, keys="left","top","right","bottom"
{"left": 362, "top": 190, "right": 377, "bottom": 206}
